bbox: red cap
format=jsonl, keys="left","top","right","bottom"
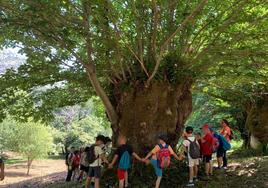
{"left": 202, "top": 124, "right": 210, "bottom": 129}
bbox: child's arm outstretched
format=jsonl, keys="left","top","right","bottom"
{"left": 172, "top": 152, "right": 182, "bottom": 161}
{"left": 170, "top": 146, "right": 183, "bottom": 161}
{"left": 142, "top": 150, "right": 153, "bottom": 161}
{"left": 108, "top": 154, "right": 119, "bottom": 169}
{"left": 132, "top": 152, "right": 142, "bottom": 161}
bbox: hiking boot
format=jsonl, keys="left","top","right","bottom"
{"left": 186, "top": 182, "right": 195, "bottom": 187}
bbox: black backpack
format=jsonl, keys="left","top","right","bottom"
{"left": 187, "top": 139, "right": 200, "bottom": 159}
{"left": 86, "top": 145, "right": 97, "bottom": 164}
{"left": 65, "top": 152, "right": 73, "bottom": 166}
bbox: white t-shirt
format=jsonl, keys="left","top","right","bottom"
{"left": 183, "top": 136, "right": 200, "bottom": 159}
{"left": 89, "top": 145, "right": 104, "bottom": 167}
{"left": 80, "top": 152, "right": 89, "bottom": 167}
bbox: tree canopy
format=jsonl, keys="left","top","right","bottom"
{"left": 0, "top": 0, "right": 267, "bottom": 128}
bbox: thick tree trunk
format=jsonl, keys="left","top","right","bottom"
{"left": 246, "top": 95, "right": 268, "bottom": 149}
{"left": 112, "top": 82, "right": 192, "bottom": 153}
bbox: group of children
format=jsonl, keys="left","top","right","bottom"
{"left": 65, "top": 119, "right": 232, "bottom": 188}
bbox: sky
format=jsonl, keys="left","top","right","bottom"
{"left": 0, "top": 47, "right": 26, "bottom": 74}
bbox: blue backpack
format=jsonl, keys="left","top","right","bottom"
{"left": 219, "top": 134, "right": 231, "bottom": 151}
{"left": 118, "top": 151, "right": 131, "bottom": 170}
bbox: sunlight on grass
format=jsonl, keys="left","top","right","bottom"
{"left": 230, "top": 140, "right": 243, "bottom": 151}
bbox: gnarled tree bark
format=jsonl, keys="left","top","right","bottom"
{"left": 112, "top": 81, "right": 192, "bottom": 153}
{"left": 246, "top": 95, "right": 268, "bottom": 151}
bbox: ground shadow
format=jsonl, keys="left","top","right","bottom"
{"left": 0, "top": 171, "right": 66, "bottom": 188}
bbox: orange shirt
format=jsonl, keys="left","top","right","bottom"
{"left": 220, "top": 125, "right": 231, "bottom": 142}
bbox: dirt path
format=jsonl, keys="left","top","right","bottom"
{"left": 0, "top": 159, "right": 66, "bottom": 188}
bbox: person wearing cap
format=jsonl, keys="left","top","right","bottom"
{"left": 0, "top": 158, "right": 4, "bottom": 181}
{"left": 200, "top": 124, "right": 214, "bottom": 179}
{"left": 142, "top": 134, "right": 181, "bottom": 188}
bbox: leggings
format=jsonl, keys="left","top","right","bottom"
{"left": 223, "top": 150, "right": 228, "bottom": 167}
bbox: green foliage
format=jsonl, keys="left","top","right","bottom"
{"left": 64, "top": 116, "right": 111, "bottom": 149}
{"left": 51, "top": 98, "right": 111, "bottom": 152}
{"left": 0, "top": 119, "right": 53, "bottom": 160}
{"left": 187, "top": 93, "right": 237, "bottom": 127}
{"left": 0, "top": 0, "right": 267, "bottom": 122}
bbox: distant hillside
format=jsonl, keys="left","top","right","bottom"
{"left": 0, "top": 48, "right": 26, "bottom": 74}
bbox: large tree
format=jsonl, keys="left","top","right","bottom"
{"left": 194, "top": 58, "right": 268, "bottom": 149}
{"left": 0, "top": 0, "right": 267, "bottom": 152}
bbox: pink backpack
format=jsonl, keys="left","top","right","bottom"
{"left": 157, "top": 144, "right": 171, "bottom": 169}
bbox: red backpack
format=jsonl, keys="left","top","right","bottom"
{"left": 73, "top": 155, "right": 80, "bottom": 167}
{"left": 157, "top": 144, "right": 171, "bottom": 169}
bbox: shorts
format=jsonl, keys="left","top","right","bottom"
{"left": 150, "top": 159, "right": 162, "bottom": 177}
{"left": 216, "top": 148, "right": 225, "bottom": 158}
{"left": 88, "top": 166, "right": 101, "bottom": 178}
{"left": 203, "top": 155, "right": 212, "bottom": 163}
{"left": 188, "top": 158, "right": 199, "bottom": 167}
{"left": 80, "top": 164, "right": 89, "bottom": 173}
{"left": 117, "top": 169, "right": 127, "bottom": 180}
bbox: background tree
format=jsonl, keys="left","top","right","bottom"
{"left": 0, "top": 0, "right": 267, "bottom": 152}
{"left": 0, "top": 120, "right": 53, "bottom": 175}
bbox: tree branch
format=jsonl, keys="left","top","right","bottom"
{"left": 147, "top": 0, "right": 208, "bottom": 85}
{"left": 109, "top": 14, "right": 149, "bottom": 77}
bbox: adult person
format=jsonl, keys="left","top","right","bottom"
{"left": 0, "top": 158, "right": 4, "bottom": 181}
{"left": 220, "top": 119, "right": 232, "bottom": 169}
{"left": 66, "top": 146, "right": 75, "bottom": 182}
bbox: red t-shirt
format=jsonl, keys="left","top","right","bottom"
{"left": 201, "top": 133, "right": 213, "bottom": 155}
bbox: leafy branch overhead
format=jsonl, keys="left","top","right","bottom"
{"left": 0, "top": 0, "right": 267, "bottom": 123}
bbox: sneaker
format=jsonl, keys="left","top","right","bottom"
{"left": 186, "top": 182, "right": 195, "bottom": 187}
{"left": 223, "top": 166, "right": 228, "bottom": 170}
{"left": 193, "top": 177, "right": 199, "bottom": 182}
